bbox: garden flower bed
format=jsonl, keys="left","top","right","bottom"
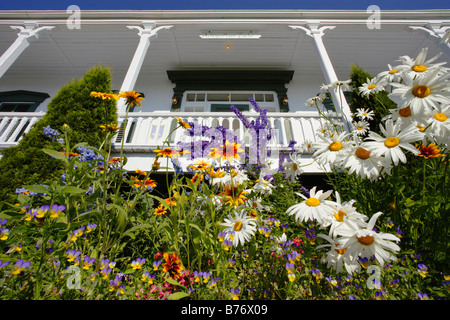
{"left": 0, "top": 47, "right": 448, "bottom": 302}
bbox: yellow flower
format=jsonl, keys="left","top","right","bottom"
{"left": 209, "top": 140, "right": 244, "bottom": 162}
{"left": 175, "top": 117, "right": 191, "bottom": 132}
{"left": 153, "top": 147, "right": 188, "bottom": 159}
{"left": 154, "top": 203, "right": 167, "bottom": 216}
{"left": 119, "top": 90, "right": 144, "bottom": 108}
{"left": 222, "top": 185, "right": 248, "bottom": 207}
{"left": 100, "top": 124, "right": 121, "bottom": 132}
{"left": 90, "top": 91, "right": 119, "bottom": 101}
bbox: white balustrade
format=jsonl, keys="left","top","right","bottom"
{"left": 0, "top": 111, "right": 342, "bottom": 152}
{"left": 0, "top": 112, "right": 44, "bottom": 149}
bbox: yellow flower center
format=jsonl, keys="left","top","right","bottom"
{"left": 305, "top": 198, "right": 321, "bottom": 207}
{"left": 355, "top": 147, "right": 371, "bottom": 160}
{"left": 357, "top": 235, "right": 375, "bottom": 245}
{"left": 384, "top": 137, "right": 400, "bottom": 148}
{"left": 357, "top": 126, "right": 363, "bottom": 130}
{"left": 329, "top": 141, "right": 343, "bottom": 151}
{"left": 368, "top": 84, "right": 376, "bottom": 90}
{"left": 388, "top": 69, "right": 398, "bottom": 74}
{"left": 412, "top": 85, "right": 431, "bottom": 98}
{"left": 412, "top": 64, "right": 427, "bottom": 72}
{"left": 434, "top": 112, "right": 447, "bottom": 122}
{"left": 334, "top": 210, "right": 346, "bottom": 222}
{"left": 335, "top": 248, "right": 347, "bottom": 255}
{"left": 398, "top": 106, "right": 411, "bottom": 117}
{"left": 234, "top": 221, "right": 243, "bottom": 231}
{"left": 292, "top": 163, "right": 298, "bottom": 171}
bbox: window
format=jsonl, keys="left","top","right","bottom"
{"left": 0, "top": 90, "right": 50, "bottom": 112}
{"left": 182, "top": 91, "right": 279, "bottom": 113}
{"left": 0, "top": 102, "right": 36, "bottom": 112}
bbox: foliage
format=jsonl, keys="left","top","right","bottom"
{"left": 0, "top": 65, "right": 117, "bottom": 206}
{"left": 0, "top": 47, "right": 449, "bottom": 301}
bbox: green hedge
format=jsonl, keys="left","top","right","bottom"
{"left": 0, "top": 65, "right": 117, "bottom": 206}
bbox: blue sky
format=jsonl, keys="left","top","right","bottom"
{"left": 0, "top": 0, "right": 449, "bottom": 10}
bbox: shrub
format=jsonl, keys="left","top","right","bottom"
{"left": 0, "top": 65, "right": 117, "bottom": 206}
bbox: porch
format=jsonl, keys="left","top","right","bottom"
{"left": 0, "top": 110, "right": 337, "bottom": 173}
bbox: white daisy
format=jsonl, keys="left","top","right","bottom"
{"left": 425, "top": 104, "right": 450, "bottom": 144}
{"left": 364, "top": 119, "right": 424, "bottom": 166}
{"left": 312, "top": 131, "right": 352, "bottom": 166}
{"left": 252, "top": 173, "right": 276, "bottom": 195}
{"left": 340, "top": 141, "right": 387, "bottom": 181}
{"left": 376, "top": 64, "right": 402, "bottom": 83}
{"left": 389, "top": 68, "right": 450, "bottom": 116}
{"left": 286, "top": 186, "right": 335, "bottom": 228}
{"left": 299, "top": 139, "right": 315, "bottom": 154}
{"left": 352, "top": 120, "right": 370, "bottom": 136}
{"left": 220, "top": 210, "right": 257, "bottom": 247}
{"left": 336, "top": 212, "right": 401, "bottom": 267}
{"left": 381, "top": 105, "right": 423, "bottom": 130}
{"left": 282, "top": 152, "right": 303, "bottom": 180}
{"left": 355, "top": 108, "right": 375, "bottom": 121}
{"left": 396, "top": 47, "right": 447, "bottom": 79}
{"left": 329, "top": 79, "right": 352, "bottom": 92}
{"left": 326, "top": 191, "right": 368, "bottom": 238}
{"left": 306, "top": 93, "right": 327, "bottom": 108}
{"left": 358, "top": 77, "right": 386, "bottom": 98}
{"left": 316, "top": 233, "right": 361, "bottom": 274}
{"left": 221, "top": 168, "right": 248, "bottom": 187}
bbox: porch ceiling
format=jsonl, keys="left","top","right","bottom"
{"left": 0, "top": 13, "right": 449, "bottom": 85}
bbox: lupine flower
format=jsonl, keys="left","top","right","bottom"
{"left": 11, "top": 259, "right": 31, "bottom": 275}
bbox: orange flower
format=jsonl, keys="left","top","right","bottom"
{"left": 154, "top": 203, "right": 167, "bottom": 216}
{"left": 209, "top": 140, "right": 244, "bottom": 162}
{"left": 162, "top": 252, "right": 184, "bottom": 280}
{"left": 153, "top": 147, "right": 188, "bottom": 159}
{"left": 416, "top": 143, "right": 443, "bottom": 159}
{"left": 175, "top": 117, "right": 191, "bottom": 132}
{"left": 100, "top": 124, "right": 121, "bottom": 132}
{"left": 90, "top": 91, "right": 119, "bottom": 101}
{"left": 119, "top": 90, "right": 144, "bottom": 108}
{"left": 221, "top": 184, "right": 248, "bottom": 207}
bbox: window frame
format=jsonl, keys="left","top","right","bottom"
{"left": 181, "top": 90, "right": 280, "bottom": 113}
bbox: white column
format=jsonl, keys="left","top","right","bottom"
{"left": 117, "top": 23, "right": 173, "bottom": 113}
{"left": 290, "top": 24, "right": 352, "bottom": 131}
{"left": 409, "top": 24, "right": 450, "bottom": 58}
{"left": 0, "top": 23, "right": 54, "bottom": 79}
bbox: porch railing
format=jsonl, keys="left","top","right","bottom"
{"left": 0, "top": 111, "right": 343, "bottom": 152}
{"left": 113, "top": 111, "right": 340, "bottom": 152}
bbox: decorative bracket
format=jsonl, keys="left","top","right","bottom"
{"left": 289, "top": 24, "right": 336, "bottom": 38}
{"left": 126, "top": 24, "right": 173, "bottom": 38}
{"left": 10, "top": 23, "right": 55, "bottom": 41}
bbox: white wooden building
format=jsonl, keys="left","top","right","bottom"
{"left": 0, "top": 9, "right": 449, "bottom": 173}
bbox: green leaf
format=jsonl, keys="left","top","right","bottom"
{"left": 167, "top": 292, "right": 190, "bottom": 300}
{"left": 165, "top": 278, "right": 183, "bottom": 287}
{"left": 42, "top": 148, "right": 67, "bottom": 161}
{"left": 60, "top": 186, "right": 86, "bottom": 194}
{"left": 23, "top": 184, "right": 49, "bottom": 194}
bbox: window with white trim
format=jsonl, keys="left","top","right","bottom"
{"left": 182, "top": 91, "right": 279, "bottom": 113}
